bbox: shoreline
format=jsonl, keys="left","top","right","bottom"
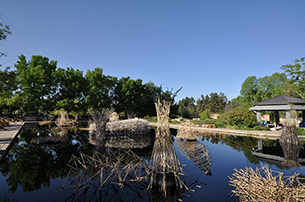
{"left": 149, "top": 122, "right": 305, "bottom": 140}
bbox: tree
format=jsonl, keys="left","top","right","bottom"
{"left": 0, "top": 67, "right": 19, "bottom": 114}
{"left": 15, "top": 55, "right": 57, "bottom": 114}
{"left": 196, "top": 93, "right": 227, "bottom": 114}
{"left": 206, "top": 92, "right": 227, "bottom": 113}
{"left": 53, "top": 67, "right": 87, "bottom": 113}
{"left": 114, "top": 77, "right": 147, "bottom": 119}
{"left": 0, "top": 19, "right": 12, "bottom": 65}
{"left": 281, "top": 57, "right": 305, "bottom": 99}
{"left": 240, "top": 76, "right": 259, "bottom": 106}
{"left": 85, "top": 68, "right": 117, "bottom": 110}
{"left": 177, "top": 97, "right": 196, "bottom": 117}
{"left": 257, "top": 73, "right": 287, "bottom": 101}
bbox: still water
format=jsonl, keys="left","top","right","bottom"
{"left": 1, "top": 124, "right": 305, "bottom": 202}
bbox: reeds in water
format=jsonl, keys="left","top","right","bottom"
{"left": 229, "top": 164, "right": 305, "bottom": 201}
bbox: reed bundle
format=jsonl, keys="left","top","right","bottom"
{"left": 229, "top": 164, "right": 305, "bottom": 201}
{"left": 89, "top": 108, "right": 114, "bottom": 149}
{"left": 154, "top": 98, "right": 171, "bottom": 127}
{"left": 176, "top": 126, "right": 199, "bottom": 140}
{"left": 55, "top": 111, "right": 78, "bottom": 127}
{"left": 176, "top": 139, "right": 211, "bottom": 176}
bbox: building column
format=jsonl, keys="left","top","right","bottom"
{"left": 275, "top": 111, "right": 280, "bottom": 126}
{"left": 257, "top": 139, "right": 263, "bottom": 151}
{"left": 256, "top": 110, "right": 261, "bottom": 126}
{"left": 286, "top": 110, "right": 291, "bottom": 125}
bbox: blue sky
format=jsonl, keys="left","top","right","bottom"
{"left": 1, "top": 0, "right": 305, "bottom": 102}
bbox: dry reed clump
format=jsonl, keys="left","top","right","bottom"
{"left": 176, "top": 127, "right": 199, "bottom": 140}
{"left": 55, "top": 111, "right": 78, "bottom": 127}
{"left": 109, "top": 112, "right": 119, "bottom": 122}
{"left": 229, "top": 164, "right": 305, "bottom": 201}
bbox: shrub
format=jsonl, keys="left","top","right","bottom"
{"left": 219, "top": 106, "right": 256, "bottom": 128}
{"left": 143, "top": 115, "right": 157, "bottom": 122}
{"left": 200, "top": 109, "right": 210, "bottom": 120}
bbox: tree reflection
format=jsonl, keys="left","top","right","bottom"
{"left": 0, "top": 124, "right": 94, "bottom": 193}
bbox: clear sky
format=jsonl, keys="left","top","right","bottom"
{"left": 1, "top": 0, "right": 305, "bottom": 102}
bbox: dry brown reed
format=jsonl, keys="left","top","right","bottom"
{"left": 55, "top": 111, "right": 78, "bottom": 127}
{"left": 176, "top": 126, "right": 199, "bottom": 140}
{"left": 229, "top": 164, "right": 305, "bottom": 201}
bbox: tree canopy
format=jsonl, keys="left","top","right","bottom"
{"left": 281, "top": 57, "right": 305, "bottom": 99}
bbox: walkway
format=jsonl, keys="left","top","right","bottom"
{"left": 0, "top": 122, "right": 24, "bottom": 163}
{"left": 149, "top": 123, "right": 305, "bottom": 140}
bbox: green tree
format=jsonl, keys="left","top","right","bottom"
{"left": 177, "top": 96, "right": 196, "bottom": 117}
{"left": 257, "top": 73, "right": 287, "bottom": 101}
{"left": 15, "top": 55, "right": 57, "bottom": 114}
{"left": 196, "top": 94, "right": 209, "bottom": 113}
{"left": 54, "top": 67, "right": 87, "bottom": 113}
{"left": 0, "top": 67, "right": 19, "bottom": 115}
{"left": 206, "top": 92, "right": 227, "bottom": 113}
{"left": 240, "top": 76, "right": 259, "bottom": 106}
{"left": 85, "top": 67, "right": 117, "bottom": 110}
{"left": 114, "top": 77, "right": 147, "bottom": 119}
{"left": 281, "top": 57, "right": 305, "bottom": 99}
{"left": 0, "top": 19, "right": 11, "bottom": 64}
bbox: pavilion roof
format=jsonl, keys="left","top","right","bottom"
{"left": 253, "top": 95, "right": 305, "bottom": 106}
{"left": 250, "top": 95, "right": 305, "bottom": 111}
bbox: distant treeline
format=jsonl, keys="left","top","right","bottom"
{"left": 0, "top": 55, "right": 164, "bottom": 117}
{"left": 1, "top": 54, "right": 304, "bottom": 119}
{"left": 177, "top": 56, "right": 305, "bottom": 118}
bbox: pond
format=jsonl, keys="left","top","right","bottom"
{"left": 1, "top": 123, "right": 305, "bottom": 202}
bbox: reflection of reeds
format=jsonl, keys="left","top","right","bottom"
{"left": 149, "top": 127, "right": 187, "bottom": 199}
{"left": 62, "top": 149, "right": 150, "bottom": 191}
{"left": 176, "top": 139, "right": 211, "bottom": 176}
{"left": 279, "top": 110, "right": 301, "bottom": 167}
{"left": 229, "top": 164, "right": 305, "bottom": 201}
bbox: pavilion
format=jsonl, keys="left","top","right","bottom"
{"left": 249, "top": 95, "right": 305, "bottom": 126}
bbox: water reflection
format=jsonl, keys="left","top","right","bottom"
{"left": 0, "top": 124, "right": 94, "bottom": 193}
{"left": 62, "top": 124, "right": 205, "bottom": 201}
{"left": 176, "top": 139, "right": 212, "bottom": 176}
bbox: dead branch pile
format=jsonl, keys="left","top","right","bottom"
{"left": 229, "top": 164, "right": 305, "bottom": 201}
{"left": 176, "top": 139, "right": 211, "bottom": 176}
